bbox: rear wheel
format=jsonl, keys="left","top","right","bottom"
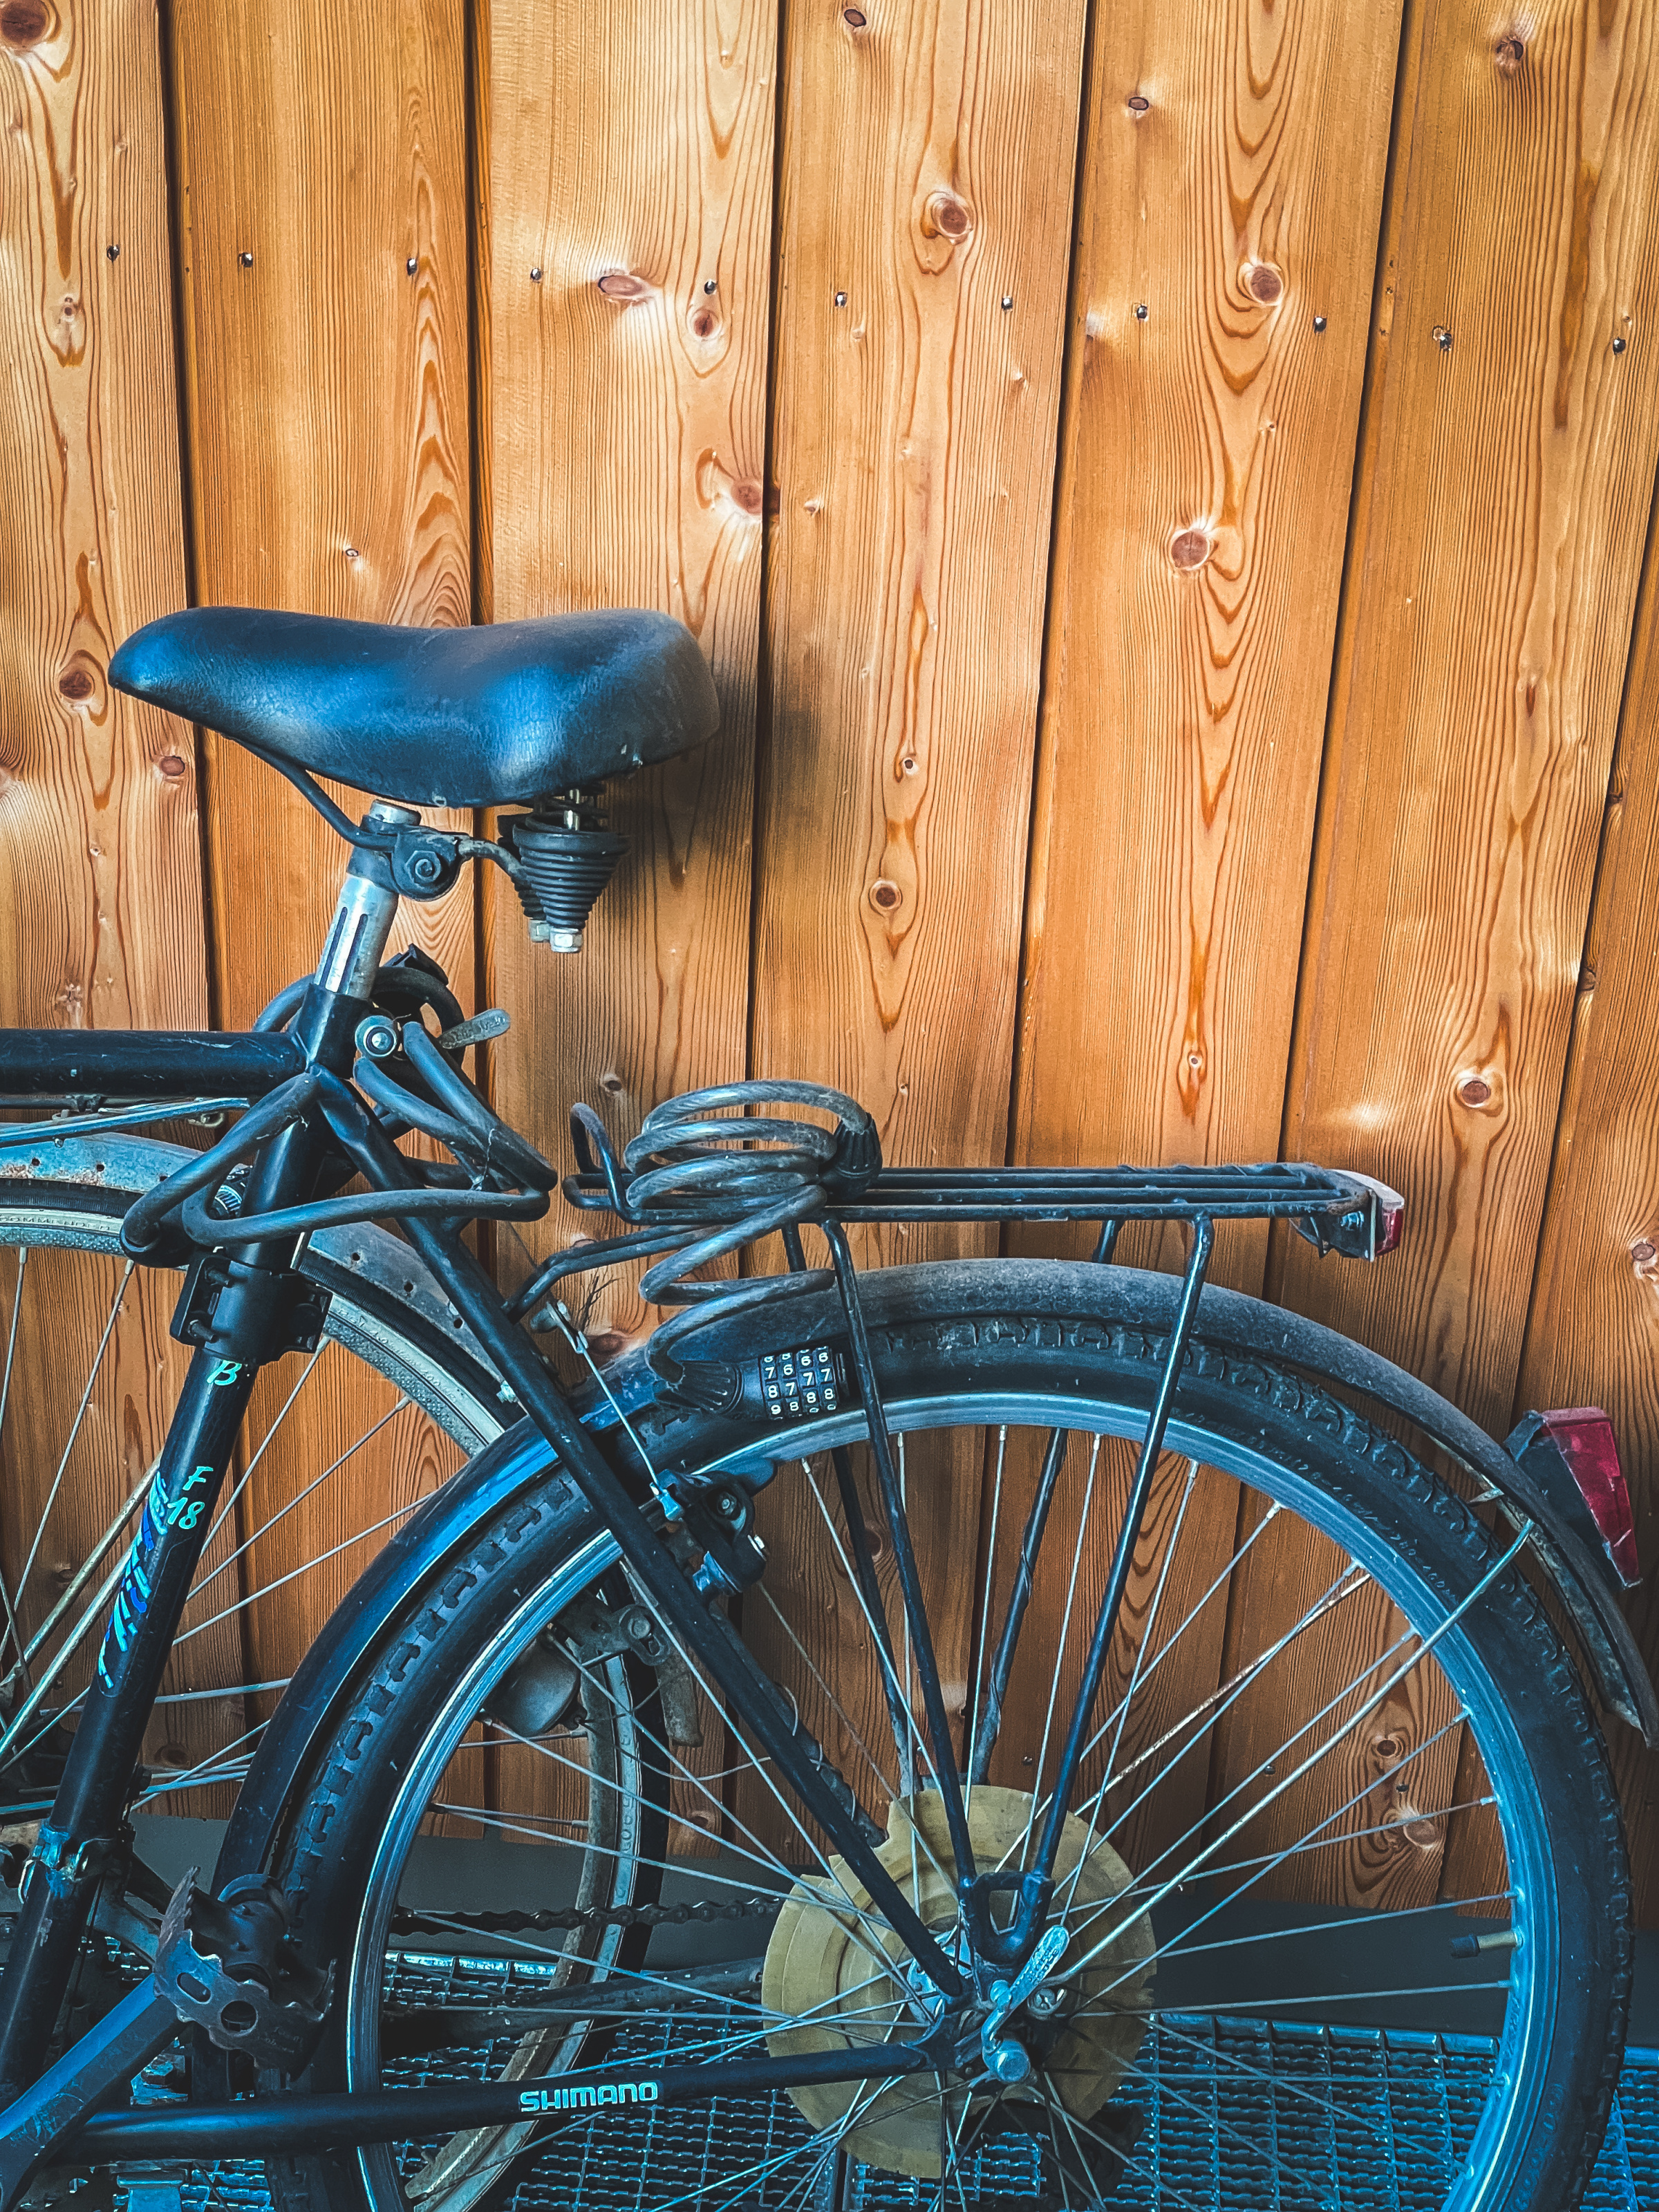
{"left": 261, "top": 1264, "right": 1629, "bottom": 2212}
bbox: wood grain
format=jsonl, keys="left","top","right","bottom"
{"left": 0, "top": 1, "right": 230, "bottom": 1803}
{"left": 485, "top": 0, "right": 776, "bottom": 1351}
{"left": 1271, "top": 0, "right": 1659, "bottom": 1927}
{"left": 0, "top": 0, "right": 207, "bottom": 1035}
{"left": 1498, "top": 476, "right": 1659, "bottom": 1924}
{"left": 747, "top": 0, "right": 1090, "bottom": 1835}
{"left": 166, "top": 0, "right": 476, "bottom": 1712}
{"left": 1013, "top": 0, "right": 1403, "bottom": 1295}
{"left": 1276, "top": 0, "right": 1659, "bottom": 1416}
{"left": 168, "top": 0, "right": 475, "bottom": 1027}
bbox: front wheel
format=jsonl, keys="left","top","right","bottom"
{"left": 262, "top": 1262, "right": 1629, "bottom": 2212}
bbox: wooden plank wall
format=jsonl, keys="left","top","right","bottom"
{"left": 6, "top": 0, "right": 1659, "bottom": 1918}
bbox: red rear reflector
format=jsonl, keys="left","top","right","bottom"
{"left": 1347, "top": 1172, "right": 1405, "bottom": 1257}
{"left": 1540, "top": 1408, "right": 1640, "bottom": 1587}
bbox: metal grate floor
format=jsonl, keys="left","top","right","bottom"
{"left": 97, "top": 1953, "right": 1659, "bottom": 2212}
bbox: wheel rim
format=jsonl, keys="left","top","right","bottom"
{"left": 0, "top": 1177, "right": 499, "bottom": 1824}
{"left": 333, "top": 1394, "right": 1556, "bottom": 2212}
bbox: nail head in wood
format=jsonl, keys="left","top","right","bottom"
{"left": 1313, "top": 315, "right": 1327, "bottom": 332}
{"left": 106, "top": 243, "right": 119, "bottom": 261}
{"left": 530, "top": 267, "right": 543, "bottom": 283}
{"left": 834, "top": 291, "right": 847, "bottom": 306}
{"left": 238, "top": 252, "right": 254, "bottom": 267}
{"left": 1134, "top": 303, "right": 1148, "bottom": 320}
{"left": 704, "top": 279, "right": 718, "bottom": 294}
{"left": 406, "top": 256, "right": 418, "bottom": 275}
{"left": 1613, "top": 336, "right": 1627, "bottom": 354}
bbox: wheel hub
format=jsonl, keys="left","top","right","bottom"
{"left": 762, "top": 1785, "right": 1154, "bottom": 2178}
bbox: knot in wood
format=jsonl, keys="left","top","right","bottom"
{"left": 1125, "top": 93, "right": 1150, "bottom": 114}
{"left": 924, "top": 191, "right": 973, "bottom": 243}
{"left": 1454, "top": 1072, "right": 1492, "bottom": 1107}
{"left": 597, "top": 270, "right": 651, "bottom": 301}
{"left": 1170, "top": 528, "right": 1211, "bottom": 571}
{"left": 0, "top": 0, "right": 50, "bottom": 48}
{"left": 868, "top": 879, "right": 903, "bottom": 913}
{"left": 690, "top": 306, "right": 720, "bottom": 339}
{"left": 843, "top": 6, "right": 866, "bottom": 24}
{"left": 57, "top": 666, "right": 95, "bottom": 700}
{"left": 1631, "top": 1241, "right": 1656, "bottom": 1266}
{"left": 1494, "top": 32, "right": 1524, "bottom": 73}
{"left": 157, "top": 753, "right": 188, "bottom": 780}
{"left": 1246, "top": 263, "right": 1284, "bottom": 305}
{"left": 731, "top": 480, "right": 763, "bottom": 516}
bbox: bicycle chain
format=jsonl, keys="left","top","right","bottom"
{"left": 388, "top": 1893, "right": 781, "bottom": 1940}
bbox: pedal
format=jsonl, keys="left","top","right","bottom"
{"left": 153, "top": 1868, "right": 330, "bottom": 2072}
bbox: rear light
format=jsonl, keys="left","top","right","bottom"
{"left": 1506, "top": 1407, "right": 1641, "bottom": 1589}
{"left": 1348, "top": 1173, "right": 1406, "bottom": 1257}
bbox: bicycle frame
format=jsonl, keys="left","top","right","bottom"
{"left": 0, "top": 813, "right": 1416, "bottom": 2182}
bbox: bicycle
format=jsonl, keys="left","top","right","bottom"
{"left": 0, "top": 599, "right": 1649, "bottom": 2212}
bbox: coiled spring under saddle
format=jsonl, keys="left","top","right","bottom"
{"left": 565, "top": 1081, "right": 881, "bottom": 1382}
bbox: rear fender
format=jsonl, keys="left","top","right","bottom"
{"left": 212, "top": 1258, "right": 1656, "bottom": 1897}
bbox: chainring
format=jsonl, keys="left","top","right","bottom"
{"left": 762, "top": 1786, "right": 1154, "bottom": 2179}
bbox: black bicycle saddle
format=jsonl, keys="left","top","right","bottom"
{"left": 109, "top": 604, "right": 721, "bottom": 808}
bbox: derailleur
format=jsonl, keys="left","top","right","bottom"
{"left": 153, "top": 1869, "right": 330, "bottom": 2072}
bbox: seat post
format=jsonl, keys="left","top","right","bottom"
{"left": 310, "top": 800, "right": 422, "bottom": 1004}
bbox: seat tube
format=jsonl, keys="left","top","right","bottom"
{"left": 0, "top": 814, "right": 414, "bottom": 2096}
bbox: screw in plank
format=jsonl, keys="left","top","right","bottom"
{"left": 1313, "top": 315, "right": 1327, "bottom": 332}
{"left": 704, "top": 279, "right": 718, "bottom": 294}
{"left": 106, "top": 243, "right": 120, "bottom": 262}
{"left": 1134, "top": 303, "right": 1148, "bottom": 321}
{"left": 1613, "top": 335, "right": 1628, "bottom": 354}
{"left": 834, "top": 290, "right": 847, "bottom": 306}
{"left": 1433, "top": 325, "right": 1453, "bottom": 352}
{"left": 530, "top": 267, "right": 543, "bottom": 283}
{"left": 406, "top": 256, "right": 418, "bottom": 275}
{"left": 238, "top": 252, "right": 254, "bottom": 268}
{"left": 1001, "top": 296, "right": 1014, "bottom": 311}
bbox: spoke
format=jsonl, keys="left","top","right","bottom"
{"left": 1146, "top": 2009, "right": 1463, "bottom": 2171}
{"left": 754, "top": 1582, "right": 894, "bottom": 1802}
{"left": 1058, "top": 1456, "right": 1198, "bottom": 1916}
{"left": 1038, "top": 2072, "right": 1208, "bottom": 2212}
{"left": 19, "top": 1456, "right": 152, "bottom": 1665}
{"left": 172, "top": 1502, "right": 422, "bottom": 1645}
{"left": 1107, "top": 2040, "right": 1331, "bottom": 2202}
{"left": 0, "top": 1544, "right": 128, "bottom": 1768}
{"left": 1154, "top": 1888, "right": 1512, "bottom": 1967}
{"left": 963, "top": 1423, "right": 1007, "bottom": 1816}
{"left": 0, "top": 1247, "right": 31, "bottom": 1675}
{"left": 1091, "top": 1709, "right": 1475, "bottom": 1988}
{"left": 1019, "top": 1433, "right": 1103, "bottom": 1872}
{"left": 800, "top": 1460, "right": 948, "bottom": 1801}
{"left": 15, "top": 1258, "right": 134, "bottom": 1612}
{"left": 188, "top": 1347, "right": 328, "bottom": 1575}
{"left": 1065, "top": 1524, "right": 1532, "bottom": 1985}
{"left": 184, "top": 1394, "right": 409, "bottom": 1609}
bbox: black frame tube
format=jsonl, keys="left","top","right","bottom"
{"left": 0, "top": 1029, "right": 305, "bottom": 1101}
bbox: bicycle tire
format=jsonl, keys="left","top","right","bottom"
{"left": 257, "top": 1260, "right": 1629, "bottom": 2212}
